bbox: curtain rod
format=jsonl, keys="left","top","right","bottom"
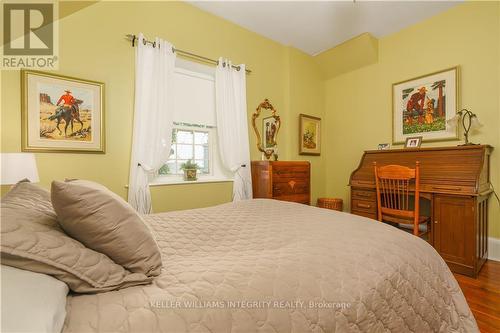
{"left": 125, "top": 34, "right": 251, "bottom": 74}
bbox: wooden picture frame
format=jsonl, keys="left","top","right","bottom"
{"left": 392, "top": 66, "right": 459, "bottom": 144}
{"left": 299, "top": 114, "right": 321, "bottom": 156}
{"left": 21, "top": 70, "right": 105, "bottom": 153}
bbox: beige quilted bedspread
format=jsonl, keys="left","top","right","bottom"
{"left": 63, "top": 199, "right": 477, "bottom": 333}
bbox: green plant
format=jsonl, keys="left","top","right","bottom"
{"left": 180, "top": 160, "right": 199, "bottom": 170}
{"left": 158, "top": 164, "right": 170, "bottom": 175}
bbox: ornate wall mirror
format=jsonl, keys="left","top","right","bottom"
{"left": 252, "top": 99, "right": 281, "bottom": 160}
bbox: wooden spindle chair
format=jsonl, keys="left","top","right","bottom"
{"left": 373, "top": 162, "right": 431, "bottom": 237}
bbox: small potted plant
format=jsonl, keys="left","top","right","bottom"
{"left": 180, "top": 160, "right": 199, "bottom": 181}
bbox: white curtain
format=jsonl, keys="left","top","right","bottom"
{"left": 215, "top": 58, "right": 252, "bottom": 201}
{"left": 128, "top": 33, "right": 176, "bottom": 214}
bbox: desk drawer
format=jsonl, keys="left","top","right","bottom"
{"left": 351, "top": 199, "right": 376, "bottom": 213}
{"left": 421, "top": 184, "right": 474, "bottom": 195}
{"left": 351, "top": 210, "right": 377, "bottom": 220}
{"left": 352, "top": 189, "right": 376, "bottom": 201}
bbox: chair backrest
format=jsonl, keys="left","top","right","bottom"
{"left": 373, "top": 162, "right": 420, "bottom": 222}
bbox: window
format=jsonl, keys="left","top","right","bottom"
{"left": 159, "top": 126, "right": 211, "bottom": 176}
{"left": 153, "top": 59, "right": 232, "bottom": 185}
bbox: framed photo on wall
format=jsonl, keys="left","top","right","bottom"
{"left": 392, "top": 66, "right": 459, "bottom": 144}
{"left": 21, "top": 70, "right": 105, "bottom": 153}
{"left": 299, "top": 114, "right": 321, "bottom": 155}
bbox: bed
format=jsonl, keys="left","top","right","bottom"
{"left": 62, "top": 199, "right": 477, "bottom": 332}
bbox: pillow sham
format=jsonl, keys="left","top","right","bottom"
{"left": 0, "top": 181, "right": 152, "bottom": 293}
{"left": 1, "top": 265, "right": 69, "bottom": 333}
{"left": 51, "top": 179, "right": 162, "bottom": 276}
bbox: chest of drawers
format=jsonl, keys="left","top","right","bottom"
{"left": 251, "top": 161, "right": 310, "bottom": 205}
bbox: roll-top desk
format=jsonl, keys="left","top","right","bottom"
{"left": 349, "top": 145, "right": 492, "bottom": 277}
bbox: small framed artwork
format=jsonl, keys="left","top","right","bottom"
{"left": 21, "top": 70, "right": 105, "bottom": 153}
{"left": 299, "top": 114, "right": 321, "bottom": 155}
{"left": 404, "top": 136, "right": 423, "bottom": 149}
{"left": 378, "top": 143, "right": 390, "bottom": 150}
{"left": 262, "top": 116, "right": 278, "bottom": 149}
{"left": 392, "top": 66, "right": 459, "bottom": 144}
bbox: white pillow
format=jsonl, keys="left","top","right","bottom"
{"left": 1, "top": 265, "right": 69, "bottom": 333}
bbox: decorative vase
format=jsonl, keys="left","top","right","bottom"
{"left": 183, "top": 169, "right": 197, "bottom": 181}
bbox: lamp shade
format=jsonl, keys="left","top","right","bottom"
{"left": 1, "top": 153, "right": 39, "bottom": 185}
{"left": 470, "top": 116, "right": 483, "bottom": 129}
{"left": 446, "top": 113, "right": 461, "bottom": 127}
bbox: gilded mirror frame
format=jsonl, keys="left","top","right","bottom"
{"left": 252, "top": 99, "right": 281, "bottom": 160}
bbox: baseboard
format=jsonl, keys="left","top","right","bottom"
{"left": 489, "top": 237, "right": 500, "bottom": 262}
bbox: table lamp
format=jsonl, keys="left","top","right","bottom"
{"left": 1, "top": 153, "right": 39, "bottom": 185}
{"left": 446, "top": 108, "right": 483, "bottom": 146}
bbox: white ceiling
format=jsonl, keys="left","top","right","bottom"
{"left": 190, "top": 1, "right": 461, "bottom": 55}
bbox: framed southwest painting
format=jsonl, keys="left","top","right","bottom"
{"left": 299, "top": 114, "right": 321, "bottom": 155}
{"left": 21, "top": 70, "right": 105, "bottom": 153}
{"left": 392, "top": 66, "right": 459, "bottom": 144}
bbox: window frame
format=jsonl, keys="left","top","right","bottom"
{"left": 152, "top": 124, "right": 233, "bottom": 186}
{"left": 151, "top": 59, "right": 234, "bottom": 186}
{"left": 166, "top": 124, "right": 213, "bottom": 176}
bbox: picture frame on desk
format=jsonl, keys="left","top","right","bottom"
{"left": 377, "top": 143, "right": 390, "bottom": 150}
{"left": 404, "top": 136, "right": 423, "bottom": 148}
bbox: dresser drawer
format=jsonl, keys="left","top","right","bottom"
{"left": 273, "top": 181, "right": 309, "bottom": 196}
{"left": 351, "top": 199, "right": 376, "bottom": 213}
{"left": 352, "top": 189, "right": 376, "bottom": 201}
{"left": 273, "top": 194, "right": 310, "bottom": 205}
{"left": 272, "top": 165, "right": 309, "bottom": 182}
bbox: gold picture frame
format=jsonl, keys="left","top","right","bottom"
{"left": 21, "top": 70, "right": 105, "bottom": 153}
{"left": 299, "top": 114, "right": 321, "bottom": 156}
{"left": 392, "top": 66, "right": 459, "bottom": 144}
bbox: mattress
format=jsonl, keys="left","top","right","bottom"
{"left": 63, "top": 199, "right": 477, "bottom": 332}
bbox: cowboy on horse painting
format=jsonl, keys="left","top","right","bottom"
{"left": 53, "top": 90, "right": 75, "bottom": 118}
{"left": 48, "top": 90, "right": 84, "bottom": 136}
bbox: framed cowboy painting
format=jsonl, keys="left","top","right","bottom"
{"left": 21, "top": 70, "right": 105, "bottom": 153}
{"left": 392, "top": 66, "right": 459, "bottom": 144}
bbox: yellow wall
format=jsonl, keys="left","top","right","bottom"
{"left": 315, "top": 33, "right": 378, "bottom": 80}
{"left": 1, "top": 1, "right": 498, "bottom": 237}
{"left": 1, "top": 1, "right": 323, "bottom": 211}
{"left": 284, "top": 47, "right": 326, "bottom": 203}
{"left": 324, "top": 2, "right": 500, "bottom": 237}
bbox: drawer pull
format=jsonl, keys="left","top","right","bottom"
{"left": 357, "top": 203, "right": 371, "bottom": 209}
{"left": 432, "top": 186, "right": 461, "bottom": 191}
{"left": 355, "top": 192, "right": 372, "bottom": 197}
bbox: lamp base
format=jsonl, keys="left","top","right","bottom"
{"left": 459, "top": 142, "right": 480, "bottom": 146}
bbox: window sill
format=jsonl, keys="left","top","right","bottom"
{"left": 149, "top": 176, "right": 233, "bottom": 187}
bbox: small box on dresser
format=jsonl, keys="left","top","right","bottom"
{"left": 251, "top": 161, "right": 310, "bottom": 205}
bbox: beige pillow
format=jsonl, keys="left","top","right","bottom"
{"left": 0, "top": 181, "right": 152, "bottom": 293}
{"left": 51, "top": 179, "right": 162, "bottom": 276}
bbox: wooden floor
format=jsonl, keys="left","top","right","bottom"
{"left": 454, "top": 260, "right": 500, "bottom": 333}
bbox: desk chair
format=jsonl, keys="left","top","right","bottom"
{"left": 373, "top": 162, "right": 431, "bottom": 238}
